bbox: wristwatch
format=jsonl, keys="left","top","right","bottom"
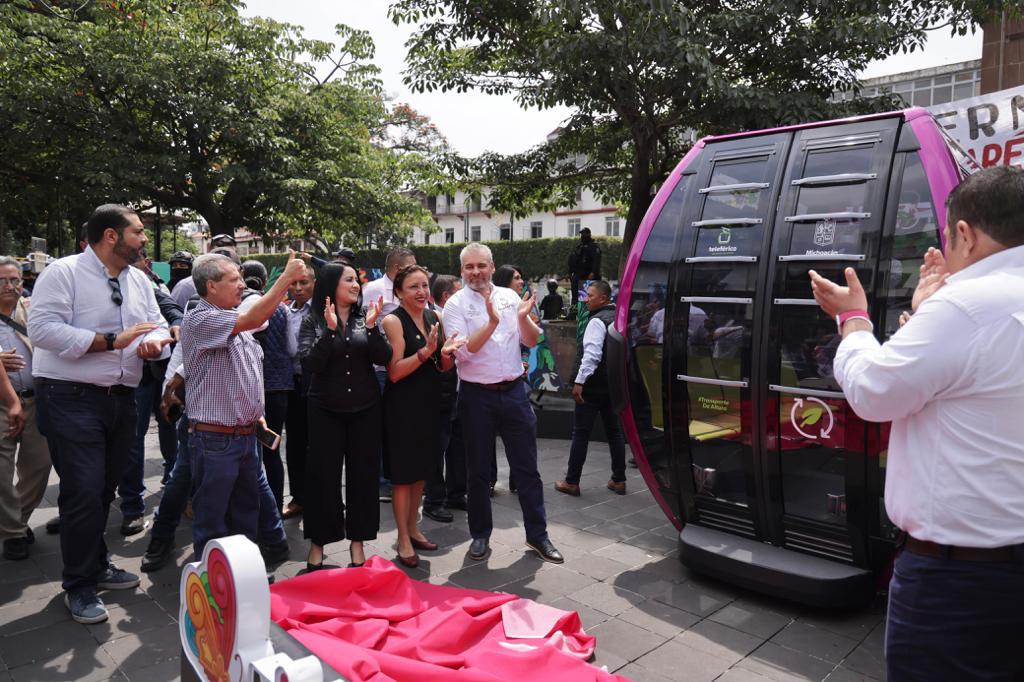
{"left": 104, "top": 332, "right": 117, "bottom": 351}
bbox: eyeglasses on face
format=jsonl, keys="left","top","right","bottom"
{"left": 107, "top": 277, "right": 123, "bottom": 306}
{"left": 0, "top": 278, "right": 22, "bottom": 287}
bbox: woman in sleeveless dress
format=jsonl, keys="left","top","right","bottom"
{"left": 381, "top": 265, "right": 465, "bottom": 567}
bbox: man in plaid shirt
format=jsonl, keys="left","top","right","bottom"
{"left": 182, "top": 251, "right": 306, "bottom": 555}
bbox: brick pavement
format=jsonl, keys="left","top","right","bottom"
{"left": 0, "top": 429, "right": 886, "bottom": 681}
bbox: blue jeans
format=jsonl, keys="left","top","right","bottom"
{"left": 189, "top": 429, "right": 284, "bottom": 556}
{"left": 154, "top": 417, "right": 285, "bottom": 548}
{"left": 35, "top": 380, "right": 136, "bottom": 592}
{"left": 119, "top": 379, "right": 178, "bottom": 517}
{"left": 565, "top": 397, "right": 626, "bottom": 485}
{"left": 459, "top": 381, "right": 547, "bottom": 543}
{"left": 886, "top": 546, "right": 1024, "bottom": 681}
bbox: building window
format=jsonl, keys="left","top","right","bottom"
{"left": 470, "top": 225, "right": 481, "bottom": 241}
{"left": 423, "top": 232, "right": 430, "bottom": 245}
{"left": 568, "top": 218, "right": 581, "bottom": 236}
{"left": 445, "top": 228, "right": 454, "bottom": 244}
{"left": 605, "top": 217, "right": 620, "bottom": 237}
{"left": 574, "top": 187, "right": 583, "bottom": 204}
{"left": 499, "top": 223, "right": 511, "bottom": 240}
{"left": 530, "top": 221, "right": 543, "bottom": 239}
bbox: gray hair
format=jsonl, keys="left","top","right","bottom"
{"left": 0, "top": 256, "right": 21, "bottom": 272}
{"left": 193, "top": 253, "right": 236, "bottom": 296}
{"left": 459, "top": 242, "right": 493, "bottom": 265}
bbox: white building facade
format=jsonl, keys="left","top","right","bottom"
{"left": 410, "top": 187, "right": 621, "bottom": 245}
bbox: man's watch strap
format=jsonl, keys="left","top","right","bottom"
{"left": 104, "top": 332, "right": 117, "bottom": 351}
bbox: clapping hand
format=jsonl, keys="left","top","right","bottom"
{"left": 366, "top": 295, "right": 384, "bottom": 328}
{"left": 441, "top": 331, "right": 467, "bottom": 358}
{"left": 423, "top": 323, "right": 440, "bottom": 355}
{"left": 483, "top": 287, "right": 499, "bottom": 325}
{"left": 809, "top": 267, "right": 868, "bottom": 318}
{"left": 912, "top": 247, "right": 949, "bottom": 312}
{"left": 324, "top": 296, "right": 338, "bottom": 331}
{"left": 517, "top": 289, "right": 535, "bottom": 319}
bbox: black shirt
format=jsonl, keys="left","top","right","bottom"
{"left": 298, "top": 310, "right": 391, "bottom": 413}
{"left": 540, "top": 293, "right": 564, "bottom": 320}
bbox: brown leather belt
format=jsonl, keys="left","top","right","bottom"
{"left": 905, "top": 536, "right": 1019, "bottom": 563}
{"left": 190, "top": 421, "right": 257, "bottom": 436}
{"left": 465, "top": 378, "right": 522, "bottom": 392}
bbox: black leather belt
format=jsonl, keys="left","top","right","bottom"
{"left": 39, "top": 378, "right": 133, "bottom": 396}
{"left": 465, "top": 378, "right": 522, "bottom": 392}
{"left": 905, "top": 536, "right": 1021, "bottom": 563}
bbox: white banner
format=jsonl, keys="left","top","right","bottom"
{"left": 928, "top": 85, "right": 1024, "bottom": 168}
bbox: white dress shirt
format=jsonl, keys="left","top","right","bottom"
{"left": 834, "top": 244, "right": 1024, "bottom": 548}
{"left": 361, "top": 274, "right": 398, "bottom": 316}
{"left": 444, "top": 285, "right": 525, "bottom": 384}
{"left": 28, "top": 247, "right": 170, "bottom": 388}
{"left": 576, "top": 317, "right": 608, "bottom": 384}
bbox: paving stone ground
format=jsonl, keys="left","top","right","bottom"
{"left": 0, "top": 428, "right": 886, "bottom": 681}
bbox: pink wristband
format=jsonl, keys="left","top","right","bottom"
{"left": 836, "top": 309, "right": 872, "bottom": 331}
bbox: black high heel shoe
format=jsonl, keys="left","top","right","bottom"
{"left": 305, "top": 561, "right": 324, "bottom": 572}
{"left": 348, "top": 544, "right": 365, "bottom": 568}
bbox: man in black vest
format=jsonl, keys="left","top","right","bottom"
{"left": 566, "top": 228, "right": 601, "bottom": 320}
{"left": 555, "top": 280, "right": 627, "bottom": 496}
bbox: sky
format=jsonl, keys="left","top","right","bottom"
{"left": 240, "top": 1, "right": 983, "bottom": 157}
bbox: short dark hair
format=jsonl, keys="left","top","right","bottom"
{"left": 431, "top": 274, "right": 460, "bottom": 303}
{"left": 210, "top": 247, "right": 241, "bottom": 266}
{"left": 385, "top": 247, "right": 415, "bottom": 270}
{"left": 588, "top": 280, "right": 612, "bottom": 299}
{"left": 86, "top": 204, "right": 137, "bottom": 245}
{"left": 546, "top": 279, "right": 558, "bottom": 293}
{"left": 946, "top": 165, "right": 1024, "bottom": 248}
{"left": 241, "top": 260, "right": 268, "bottom": 290}
{"left": 392, "top": 264, "right": 430, "bottom": 295}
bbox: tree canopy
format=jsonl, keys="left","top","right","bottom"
{"left": 0, "top": 0, "right": 444, "bottom": 255}
{"left": 390, "top": 0, "right": 994, "bottom": 270}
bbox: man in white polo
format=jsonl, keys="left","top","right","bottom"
{"left": 443, "top": 243, "right": 563, "bottom": 564}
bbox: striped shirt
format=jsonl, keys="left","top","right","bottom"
{"left": 182, "top": 298, "right": 264, "bottom": 426}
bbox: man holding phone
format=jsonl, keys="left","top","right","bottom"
{"left": 182, "top": 251, "right": 307, "bottom": 556}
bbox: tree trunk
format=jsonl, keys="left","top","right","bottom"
{"left": 619, "top": 138, "right": 655, "bottom": 278}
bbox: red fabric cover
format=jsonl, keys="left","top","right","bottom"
{"left": 269, "top": 555, "right": 629, "bottom": 682}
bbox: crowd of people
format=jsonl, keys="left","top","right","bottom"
{"left": 0, "top": 205, "right": 628, "bottom": 626}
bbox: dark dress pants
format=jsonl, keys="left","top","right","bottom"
{"left": 885, "top": 546, "right": 1024, "bottom": 681}
{"left": 35, "top": 380, "right": 136, "bottom": 592}
{"left": 304, "top": 400, "right": 381, "bottom": 546}
{"left": 424, "top": 406, "right": 468, "bottom": 510}
{"left": 564, "top": 396, "right": 627, "bottom": 485}
{"left": 119, "top": 373, "right": 178, "bottom": 517}
{"left": 284, "top": 378, "right": 309, "bottom": 507}
{"left": 261, "top": 390, "right": 288, "bottom": 512}
{"left": 459, "top": 381, "right": 547, "bottom": 542}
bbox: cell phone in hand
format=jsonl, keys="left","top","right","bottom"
{"left": 256, "top": 422, "right": 281, "bottom": 451}
{"left": 165, "top": 402, "right": 183, "bottom": 424}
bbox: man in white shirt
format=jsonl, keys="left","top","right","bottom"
{"left": 29, "top": 204, "right": 172, "bottom": 624}
{"left": 555, "top": 281, "right": 627, "bottom": 497}
{"left": 443, "top": 243, "right": 563, "bottom": 564}
{"left": 809, "top": 165, "right": 1024, "bottom": 681}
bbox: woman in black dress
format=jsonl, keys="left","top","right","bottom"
{"left": 381, "top": 265, "right": 465, "bottom": 567}
{"left": 298, "top": 263, "right": 389, "bottom": 570}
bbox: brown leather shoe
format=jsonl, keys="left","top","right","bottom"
{"left": 554, "top": 480, "right": 581, "bottom": 496}
{"left": 396, "top": 553, "right": 420, "bottom": 568}
{"left": 410, "top": 536, "right": 438, "bottom": 552}
{"left": 281, "top": 503, "right": 303, "bottom": 520}
{"left": 606, "top": 479, "right": 626, "bottom": 495}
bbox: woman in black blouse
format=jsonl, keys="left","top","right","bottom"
{"left": 297, "top": 263, "right": 388, "bottom": 570}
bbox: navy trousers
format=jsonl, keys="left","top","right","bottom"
{"left": 424, "top": 406, "right": 467, "bottom": 510}
{"left": 261, "top": 390, "right": 289, "bottom": 512}
{"left": 119, "top": 376, "right": 178, "bottom": 517}
{"left": 35, "top": 380, "right": 136, "bottom": 592}
{"left": 459, "top": 381, "right": 547, "bottom": 543}
{"left": 886, "top": 546, "right": 1024, "bottom": 681}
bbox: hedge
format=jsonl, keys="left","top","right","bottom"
{"left": 246, "top": 236, "right": 622, "bottom": 282}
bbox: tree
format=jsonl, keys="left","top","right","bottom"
{"left": 390, "top": 0, "right": 993, "bottom": 272}
{"left": 0, "top": 0, "right": 442, "bottom": 250}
